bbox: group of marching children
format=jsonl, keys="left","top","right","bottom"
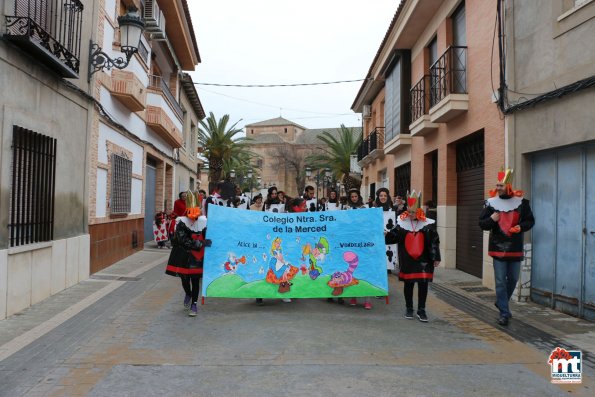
{"left": 160, "top": 179, "right": 441, "bottom": 322}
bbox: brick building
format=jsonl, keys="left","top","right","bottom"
{"left": 352, "top": 0, "right": 504, "bottom": 286}
{"left": 88, "top": 0, "right": 202, "bottom": 272}
{"left": 245, "top": 117, "right": 361, "bottom": 198}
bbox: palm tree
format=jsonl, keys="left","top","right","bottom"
{"left": 306, "top": 124, "right": 362, "bottom": 191}
{"left": 198, "top": 112, "right": 257, "bottom": 191}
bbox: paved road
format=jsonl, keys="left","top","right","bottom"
{"left": 0, "top": 248, "right": 593, "bottom": 397}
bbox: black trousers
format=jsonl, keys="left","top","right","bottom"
{"left": 403, "top": 281, "right": 428, "bottom": 312}
{"left": 181, "top": 275, "right": 201, "bottom": 304}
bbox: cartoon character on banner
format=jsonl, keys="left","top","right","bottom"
{"left": 301, "top": 237, "right": 329, "bottom": 280}
{"left": 327, "top": 251, "right": 359, "bottom": 296}
{"left": 383, "top": 210, "right": 398, "bottom": 271}
{"left": 223, "top": 253, "right": 247, "bottom": 273}
{"left": 265, "top": 237, "right": 298, "bottom": 293}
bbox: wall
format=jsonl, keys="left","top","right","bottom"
{"left": 89, "top": 218, "right": 143, "bottom": 274}
{"left": 0, "top": 235, "right": 90, "bottom": 319}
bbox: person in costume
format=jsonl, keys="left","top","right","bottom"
{"left": 385, "top": 190, "right": 440, "bottom": 322}
{"left": 153, "top": 212, "right": 169, "bottom": 248}
{"left": 375, "top": 187, "right": 398, "bottom": 274}
{"left": 479, "top": 168, "right": 534, "bottom": 326}
{"left": 173, "top": 192, "right": 187, "bottom": 218}
{"left": 165, "top": 191, "right": 211, "bottom": 317}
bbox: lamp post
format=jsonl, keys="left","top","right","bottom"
{"left": 88, "top": 6, "right": 145, "bottom": 82}
{"left": 247, "top": 169, "right": 254, "bottom": 200}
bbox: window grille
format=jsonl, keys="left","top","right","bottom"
{"left": 9, "top": 126, "right": 57, "bottom": 247}
{"left": 111, "top": 154, "right": 132, "bottom": 213}
{"left": 394, "top": 162, "right": 411, "bottom": 198}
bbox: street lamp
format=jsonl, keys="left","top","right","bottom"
{"left": 305, "top": 167, "right": 312, "bottom": 178}
{"left": 247, "top": 169, "right": 254, "bottom": 199}
{"left": 88, "top": 6, "right": 145, "bottom": 81}
{"left": 229, "top": 169, "right": 236, "bottom": 179}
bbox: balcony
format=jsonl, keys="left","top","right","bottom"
{"left": 428, "top": 46, "right": 469, "bottom": 123}
{"left": 148, "top": 75, "right": 183, "bottom": 121}
{"left": 4, "top": 0, "right": 84, "bottom": 78}
{"left": 409, "top": 75, "right": 438, "bottom": 137}
{"left": 357, "top": 127, "right": 385, "bottom": 167}
{"left": 146, "top": 106, "right": 183, "bottom": 148}
{"left": 109, "top": 70, "right": 146, "bottom": 112}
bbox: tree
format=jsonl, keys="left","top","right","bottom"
{"left": 306, "top": 124, "right": 362, "bottom": 191}
{"left": 198, "top": 113, "right": 257, "bottom": 191}
{"left": 268, "top": 144, "right": 312, "bottom": 196}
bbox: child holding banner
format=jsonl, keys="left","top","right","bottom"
{"left": 385, "top": 191, "right": 440, "bottom": 322}
{"left": 165, "top": 192, "right": 211, "bottom": 317}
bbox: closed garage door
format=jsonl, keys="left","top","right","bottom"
{"left": 144, "top": 160, "right": 157, "bottom": 242}
{"left": 456, "top": 133, "right": 485, "bottom": 278}
{"left": 532, "top": 144, "right": 595, "bottom": 320}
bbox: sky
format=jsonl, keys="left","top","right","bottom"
{"left": 186, "top": 0, "right": 399, "bottom": 131}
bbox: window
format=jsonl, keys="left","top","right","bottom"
{"left": 256, "top": 159, "right": 263, "bottom": 169}
{"left": 452, "top": 2, "right": 467, "bottom": 92}
{"left": 394, "top": 162, "right": 411, "bottom": 198}
{"left": 284, "top": 128, "right": 288, "bottom": 133}
{"left": 384, "top": 58, "right": 402, "bottom": 142}
{"left": 9, "top": 126, "right": 57, "bottom": 247}
{"left": 111, "top": 154, "right": 132, "bottom": 213}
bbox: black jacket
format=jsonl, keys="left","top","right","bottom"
{"left": 479, "top": 197, "right": 535, "bottom": 261}
{"left": 385, "top": 222, "right": 440, "bottom": 282}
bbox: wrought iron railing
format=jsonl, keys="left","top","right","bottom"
{"left": 410, "top": 75, "right": 429, "bottom": 122}
{"left": 138, "top": 40, "right": 149, "bottom": 63}
{"left": 148, "top": 74, "right": 183, "bottom": 121}
{"left": 357, "top": 137, "right": 369, "bottom": 162}
{"left": 5, "top": 0, "right": 84, "bottom": 76}
{"left": 368, "top": 127, "right": 385, "bottom": 152}
{"left": 357, "top": 127, "right": 385, "bottom": 162}
{"left": 429, "top": 46, "right": 467, "bottom": 107}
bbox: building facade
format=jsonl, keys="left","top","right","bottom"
{"left": 89, "top": 0, "right": 201, "bottom": 272}
{"left": 502, "top": 0, "right": 595, "bottom": 319}
{"left": 352, "top": 0, "right": 505, "bottom": 286}
{"left": 0, "top": 0, "right": 95, "bottom": 318}
{"left": 245, "top": 117, "right": 361, "bottom": 198}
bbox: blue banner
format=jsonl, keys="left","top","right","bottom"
{"left": 202, "top": 206, "right": 388, "bottom": 298}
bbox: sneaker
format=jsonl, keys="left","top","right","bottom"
{"left": 349, "top": 298, "right": 357, "bottom": 306}
{"left": 497, "top": 316, "right": 509, "bottom": 326}
{"left": 282, "top": 298, "right": 292, "bottom": 303}
{"left": 364, "top": 302, "right": 372, "bottom": 310}
{"left": 189, "top": 303, "right": 198, "bottom": 317}
{"left": 255, "top": 298, "right": 264, "bottom": 306}
{"left": 337, "top": 298, "right": 345, "bottom": 305}
{"left": 404, "top": 308, "right": 414, "bottom": 319}
{"left": 416, "top": 311, "right": 428, "bottom": 322}
{"left": 183, "top": 294, "right": 191, "bottom": 309}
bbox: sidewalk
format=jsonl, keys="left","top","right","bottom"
{"left": 0, "top": 248, "right": 593, "bottom": 396}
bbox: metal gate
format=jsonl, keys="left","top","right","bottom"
{"left": 456, "top": 133, "right": 485, "bottom": 278}
{"left": 531, "top": 144, "right": 595, "bottom": 320}
{"left": 143, "top": 161, "right": 157, "bottom": 243}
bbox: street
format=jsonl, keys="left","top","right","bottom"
{"left": 0, "top": 247, "right": 593, "bottom": 397}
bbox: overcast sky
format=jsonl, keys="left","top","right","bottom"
{"left": 186, "top": 1, "right": 399, "bottom": 131}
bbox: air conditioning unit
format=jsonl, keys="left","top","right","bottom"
{"left": 143, "top": 0, "right": 160, "bottom": 27}
{"left": 144, "top": 0, "right": 166, "bottom": 39}
{"left": 362, "top": 104, "right": 371, "bottom": 119}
